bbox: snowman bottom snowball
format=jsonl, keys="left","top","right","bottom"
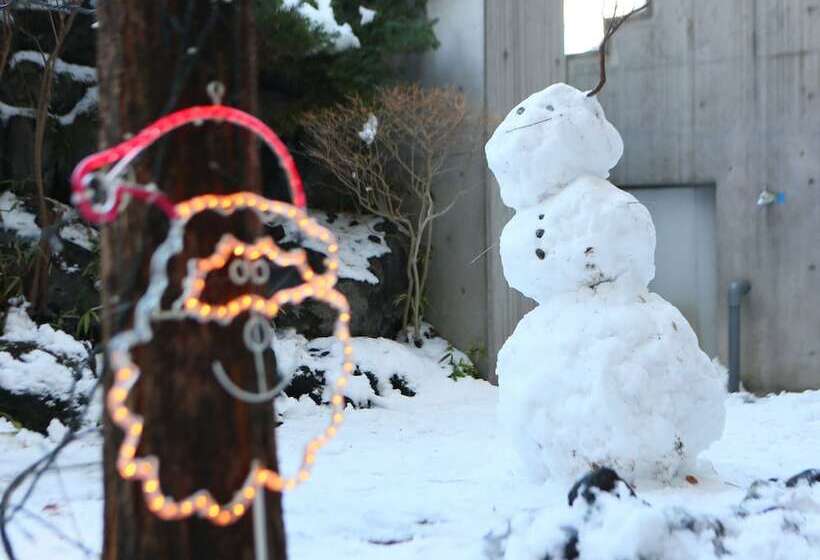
{"left": 497, "top": 291, "right": 727, "bottom": 483}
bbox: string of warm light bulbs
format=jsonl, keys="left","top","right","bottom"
{"left": 107, "top": 193, "right": 353, "bottom": 525}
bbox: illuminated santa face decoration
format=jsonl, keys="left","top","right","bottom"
{"left": 70, "top": 103, "right": 353, "bottom": 527}
{"left": 106, "top": 192, "right": 353, "bottom": 526}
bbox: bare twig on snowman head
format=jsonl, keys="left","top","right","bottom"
{"left": 587, "top": 1, "right": 651, "bottom": 97}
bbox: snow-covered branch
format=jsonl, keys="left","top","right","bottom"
{"left": 282, "top": 0, "right": 361, "bottom": 52}
{"left": 1, "top": 0, "right": 95, "bottom": 15}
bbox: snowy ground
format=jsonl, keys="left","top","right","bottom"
{"left": 2, "top": 376, "right": 820, "bottom": 559}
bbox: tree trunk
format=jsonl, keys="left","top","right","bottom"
{"left": 96, "top": 2, "right": 286, "bottom": 559}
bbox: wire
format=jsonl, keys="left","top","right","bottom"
{"left": 0, "top": 374, "right": 103, "bottom": 560}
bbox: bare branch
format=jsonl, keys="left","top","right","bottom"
{"left": 302, "top": 85, "right": 467, "bottom": 337}
{"left": 587, "top": 1, "right": 650, "bottom": 97}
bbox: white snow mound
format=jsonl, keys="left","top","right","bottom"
{"left": 497, "top": 291, "right": 727, "bottom": 483}
{"left": 500, "top": 176, "right": 655, "bottom": 302}
{"left": 485, "top": 83, "right": 623, "bottom": 210}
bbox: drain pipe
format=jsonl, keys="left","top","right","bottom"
{"left": 728, "top": 279, "right": 751, "bottom": 392}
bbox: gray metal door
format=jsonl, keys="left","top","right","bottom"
{"left": 625, "top": 184, "right": 719, "bottom": 358}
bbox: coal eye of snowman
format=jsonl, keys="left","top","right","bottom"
{"left": 546, "top": 104, "right": 554, "bottom": 111}
{"left": 516, "top": 107, "right": 526, "bottom": 115}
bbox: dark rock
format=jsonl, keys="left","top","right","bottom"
{"left": 284, "top": 366, "right": 326, "bottom": 405}
{"left": 558, "top": 526, "right": 579, "bottom": 560}
{"left": 567, "top": 466, "right": 636, "bottom": 507}
{"left": 283, "top": 361, "right": 412, "bottom": 409}
{"left": 785, "top": 468, "right": 820, "bottom": 487}
{"left": 389, "top": 374, "right": 415, "bottom": 397}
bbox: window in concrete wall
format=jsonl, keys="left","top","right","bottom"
{"left": 563, "top": 0, "right": 648, "bottom": 55}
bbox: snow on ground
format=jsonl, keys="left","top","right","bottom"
{"left": 1, "top": 370, "right": 820, "bottom": 558}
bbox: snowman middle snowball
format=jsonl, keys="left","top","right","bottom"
{"left": 486, "top": 83, "right": 727, "bottom": 483}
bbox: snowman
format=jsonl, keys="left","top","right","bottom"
{"left": 485, "top": 83, "right": 726, "bottom": 482}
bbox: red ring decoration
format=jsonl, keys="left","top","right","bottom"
{"left": 70, "top": 105, "right": 306, "bottom": 224}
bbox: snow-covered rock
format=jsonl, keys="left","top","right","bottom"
{"left": 497, "top": 291, "right": 726, "bottom": 482}
{"left": 485, "top": 83, "right": 623, "bottom": 210}
{"left": 0, "top": 303, "right": 96, "bottom": 433}
{"left": 269, "top": 211, "right": 408, "bottom": 339}
{"left": 277, "top": 324, "right": 471, "bottom": 409}
{"left": 500, "top": 176, "right": 656, "bottom": 302}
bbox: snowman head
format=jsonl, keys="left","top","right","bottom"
{"left": 485, "top": 83, "right": 624, "bottom": 210}
{"left": 499, "top": 176, "right": 655, "bottom": 302}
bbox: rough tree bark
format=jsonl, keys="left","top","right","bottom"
{"left": 96, "top": 1, "right": 286, "bottom": 558}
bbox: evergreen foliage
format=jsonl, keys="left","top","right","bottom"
{"left": 255, "top": 0, "right": 438, "bottom": 135}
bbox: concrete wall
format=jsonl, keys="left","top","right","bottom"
{"left": 421, "top": 0, "right": 820, "bottom": 392}
{"left": 417, "top": 0, "right": 490, "bottom": 371}
{"left": 483, "top": 0, "right": 564, "bottom": 383}
{"left": 564, "top": 0, "right": 820, "bottom": 391}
